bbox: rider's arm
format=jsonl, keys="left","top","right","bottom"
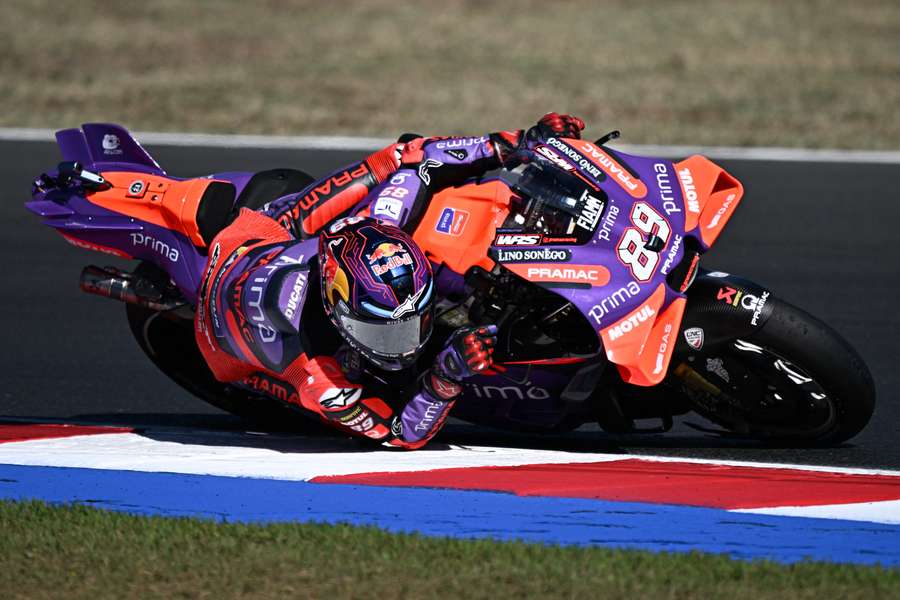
{"left": 262, "top": 112, "right": 583, "bottom": 235}
{"left": 261, "top": 136, "right": 504, "bottom": 236}
{"left": 233, "top": 325, "right": 497, "bottom": 449}
{"left": 363, "top": 113, "right": 586, "bottom": 230}
{"left": 262, "top": 144, "right": 401, "bottom": 238}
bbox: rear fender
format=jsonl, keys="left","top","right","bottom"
{"left": 675, "top": 270, "right": 775, "bottom": 354}
{"left": 86, "top": 171, "right": 235, "bottom": 248}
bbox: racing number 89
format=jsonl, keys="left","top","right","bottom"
{"left": 616, "top": 202, "right": 671, "bottom": 282}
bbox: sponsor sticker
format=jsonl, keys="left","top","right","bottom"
{"left": 101, "top": 134, "right": 123, "bottom": 155}
{"left": 677, "top": 167, "right": 701, "bottom": 214}
{"left": 535, "top": 145, "right": 576, "bottom": 172}
{"left": 607, "top": 304, "right": 656, "bottom": 341}
{"left": 495, "top": 247, "right": 570, "bottom": 263}
{"left": 716, "top": 287, "right": 771, "bottom": 326}
{"left": 504, "top": 263, "right": 610, "bottom": 287}
{"left": 654, "top": 162, "right": 682, "bottom": 216}
{"left": 373, "top": 197, "right": 403, "bottom": 221}
{"left": 367, "top": 243, "right": 412, "bottom": 276}
{"left": 589, "top": 281, "right": 640, "bottom": 325}
{"left": 493, "top": 233, "right": 541, "bottom": 246}
{"left": 434, "top": 136, "right": 488, "bottom": 149}
{"left": 319, "top": 387, "right": 362, "bottom": 410}
{"left": 572, "top": 139, "right": 648, "bottom": 198}
{"left": 706, "top": 193, "right": 736, "bottom": 229}
{"left": 684, "top": 327, "right": 704, "bottom": 350}
{"left": 576, "top": 189, "right": 605, "bottom": 232}
{"left": 435, "top": 207, "right": 470, "bottom": 236}
{"left": 127, "top": 180, "right": 146, "bottom": 197}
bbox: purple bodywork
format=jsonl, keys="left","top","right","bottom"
{"left": 27, "top": 124, "right": 717, "bottom": 432}
{"left": 27, "top": 124, "right": 265, "bottom": 304}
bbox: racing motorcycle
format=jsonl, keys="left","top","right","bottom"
{"left": 27, "top": 123, "right": 875, "bottom": 445}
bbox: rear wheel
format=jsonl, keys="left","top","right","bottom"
{"left": 671, "top": 297, "right": 874, "bottom": 445}
{"left": 124, "top": 262, "right": 319, "bottom": 430}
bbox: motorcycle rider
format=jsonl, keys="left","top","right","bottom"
{"left": 194, "top": 113, "right": 586, "bottom": 449}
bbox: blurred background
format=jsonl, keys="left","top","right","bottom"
{"left": 2, "top": 0, "right": 898, "bottom": 148}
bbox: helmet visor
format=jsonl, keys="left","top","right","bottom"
{"left": 336, "top": 303, "right": 433, "bottom": 358}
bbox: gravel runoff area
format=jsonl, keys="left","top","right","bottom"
{"left": 3, "top": 0, "right": 899, "bottom": 149}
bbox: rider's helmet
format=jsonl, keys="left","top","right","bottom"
{"left": 319, "top": 216, "right": 434, "bottom": 371}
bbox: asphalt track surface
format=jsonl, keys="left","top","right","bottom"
{"left": 2, "top": 139, "right": 898, "bottom": 469}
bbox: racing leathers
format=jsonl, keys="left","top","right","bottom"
{"left": 193, "top": 113, "right": 585, "bottom": 449}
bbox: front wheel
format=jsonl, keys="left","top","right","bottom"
{"left": 671, "top": 297, "right": 875, "bottom": 445}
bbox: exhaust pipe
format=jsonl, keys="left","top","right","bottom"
{"left": 79, "top": 265, "right": 183, "bottom": 312}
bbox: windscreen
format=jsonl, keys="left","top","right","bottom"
{"left": 498, "top": 161, "right": 607, "bottom": 245}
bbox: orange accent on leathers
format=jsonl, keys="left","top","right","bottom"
{"left": 297, "top": 357, "right": 393, "bottom": 441}
{"left": 301, "top": 183, "right": 369, "bottom": 235}
{"left": 88, "top": 171, "right": 231, "bottom": 247}
{"left": 412, "top": 180, "right": 512, "bottom": 275}
{"left": 366, "top": 143, "right": 402, "bottom": 182}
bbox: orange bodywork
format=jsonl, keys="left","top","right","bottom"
{"left": 502, "top": 263, "right": 611, "bottom": 287}
{"left": 412, "top": 180, "right": 512, "bottom": 275}
{"left": 600, "top": 285, "right": 665, "bottom": 367}
{"left": 86, "top": 171, "right": 231, "bottom": 247}
{"left": 620, "top": 297, "right": 686, "bottom": 386}
{"left": 674, "top": 155, "right": 744, "bottom": 245}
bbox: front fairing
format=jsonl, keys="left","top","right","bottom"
{"left": 492, "top": 139, "right": 744, "bottom": 385}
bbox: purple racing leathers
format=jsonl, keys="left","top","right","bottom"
{"left": 195, "top": 124, "right": 547, "bottom": 449}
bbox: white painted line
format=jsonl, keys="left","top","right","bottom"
{"left": 3, "top": 127, "right": 900, "bottom": 163}
{"left": 734, "top": 500, "right": 900, "bottom": 525}
{"left": 1, "top": 427, "right": 899, "bottom": 478}
{"left": 0, "top": 432, "right": 625, "bottom": 481}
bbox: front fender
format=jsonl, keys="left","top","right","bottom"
{"left": 675, "top": 270, "right": 775, "bottom": 353}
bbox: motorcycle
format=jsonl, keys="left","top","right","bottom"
{"left": 27, "top": 123, "right": 875, "bottom": 444}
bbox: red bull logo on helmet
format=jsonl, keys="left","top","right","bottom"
{"left": 368, "top": 242, "right": 412, "bottom": 276}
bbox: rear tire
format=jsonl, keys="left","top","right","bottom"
{"left": 124, "top": 263, "right": 320, "bottom": 430}
{"left": 675, "top": 297, "right": 875, "bottom": 445}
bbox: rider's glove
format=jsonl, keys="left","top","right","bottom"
{"left": 491, "top": 113, "right": 586, "bottom": 164}
{"left": 434, "top": 324, "right": 497, "bottom": 379}
{"left": 526, "top": 112, "right": 586, "bottom": 144}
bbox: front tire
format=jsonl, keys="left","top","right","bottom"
{"left": 673, "top": 297, "right": 875, "bottom": 445}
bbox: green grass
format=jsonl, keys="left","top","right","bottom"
{"left": 2, "top": 0, "right": 899, "bottom": 149}
{"left": 0, "top": 501, "right": 896, "bottom": 599}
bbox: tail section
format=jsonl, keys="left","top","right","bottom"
{"left": 55, "top": 123, "right": 165, "bottom": 175}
